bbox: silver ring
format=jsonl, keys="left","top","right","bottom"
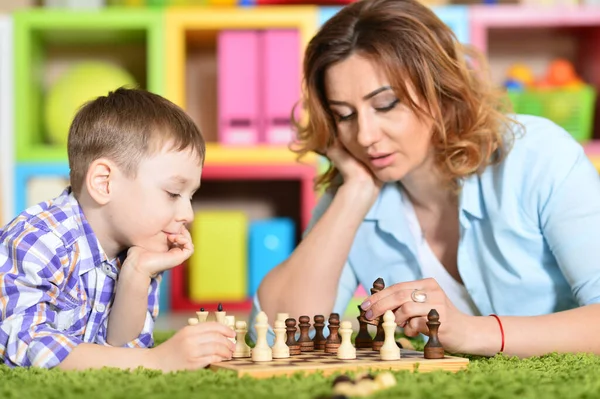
{"left": 411, "top": 289, "right": 427, "bottom": 303}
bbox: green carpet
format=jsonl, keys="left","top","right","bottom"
{"left": 2, "top": 331, "right": 600, "bottom": 399}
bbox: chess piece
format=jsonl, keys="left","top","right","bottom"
{"left": 337, "top": 320, "right": 356, "bottom": 360}
{"left": 276, "top": 313, "right": 289, "bottom": 323}
{"left": 380, "top": 310, "right": 400, "bottom": 360}
{"left": 298, "top": 315, "right": 315, "bottom": 352}
{"left": 272, "top": 319, "right": 290, "bottom": 358}
{"left": 233, "top": 320, "right": 251, "bottom": 358}
{"left": 187, "top": 317, "right": 199, "bottom": 326}
{"left": 355, "top": 305, "right": 373, "bottom": 349}
{"left": 215, "top": 302, "right": 226, "bottom": 325}
{"left": 370, "top": 278, "right": 386, "bottom": 351}
{"left": 196, "top": 307, "right": 209, "bottom": 323}
{"left": 312, "top": 314, "right": 327, "bottom": 350}
{"left": 285, "top": 318, "right": 302, "bottom": 355}
{"left": 424, "top": 309, "right": 444, "bottom": 359}
{"left": 252, "top": 311, "right": 272, "bottom": 362}
{"left": 324, "top": 314, "right": 341, "bottom": 354}
{"left": 225, "top": 315, "right": 236, "bottom": 343}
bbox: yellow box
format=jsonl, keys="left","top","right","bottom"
{"left": 188, "top": 210, "right": 248, "bottom": 302}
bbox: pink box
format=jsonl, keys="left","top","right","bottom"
{"left": 259, "top": 29, "right": 300, "bottom": 145}
{"left": 217, "top": 30, "right": 260, "bottom": 145}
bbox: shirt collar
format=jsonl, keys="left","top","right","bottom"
{"left": 63, "top": 187, "right": 122, "bottom": 274}
{"left": 363, "top": 175, "right": 485, "bottom": 246}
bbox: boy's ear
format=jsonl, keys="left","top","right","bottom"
{"left": 86, "top": 158, "right": 114, "bottom": 205}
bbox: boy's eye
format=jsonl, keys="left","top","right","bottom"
{"left": 167, "top": 192, "right": 180, "bottom": 199}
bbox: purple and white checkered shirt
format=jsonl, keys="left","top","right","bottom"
{"left": 0, "top": 188, "right": 161, "bottom": 368}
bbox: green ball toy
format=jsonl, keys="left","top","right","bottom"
{"left": 44, "top": 61, "right": 138, "bottom": 146}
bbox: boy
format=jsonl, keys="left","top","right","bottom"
{"left": 0, "top": 88, "right": 235, "bottom": 371}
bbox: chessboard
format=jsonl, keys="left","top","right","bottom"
{"left": 210, "top": 348, "right": 469, "bottom": 379}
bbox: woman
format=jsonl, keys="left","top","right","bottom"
{"left": 254, "top": 0, "right": 600, "bottom": 357}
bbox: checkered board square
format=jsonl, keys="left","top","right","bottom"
{"left": 210, "top": 348, "right": 469, "bottom": 378}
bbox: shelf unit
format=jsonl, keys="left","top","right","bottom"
{"left": 13, "top": 8, "right": 166, "bottom": 163}
{"left": 0, "top": 15, "right": 12, "bottom": 226}
{"left": 470, "top": 5, "right": 600, "bottom": 140}
{"left": 170, "top": 163, "right": 316, "bottom": 312}
{"left": 1, "top": 4, "right": 598, "bottom": 316}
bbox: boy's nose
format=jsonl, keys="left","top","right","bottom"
{"left": 176, "top": 200, "right": 194, "bottom": 224}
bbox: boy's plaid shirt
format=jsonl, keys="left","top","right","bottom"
{"left": 0, "top": 188, "right": 161, "bottom": 368}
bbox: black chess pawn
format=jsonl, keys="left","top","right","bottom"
{"left": 424, "top": 309, "right": 444, "bottom": 359}
{"left": 355, "top": 305, "right": 373, "bottom": 349}
{"left": 298, "top": 315, "right": 315, "bottom": 352}
{"left": 285, "top": 318, "right": 302, "bottom": 355}
{"left": 312, "top": 314, "right": 327, "bottom": 350}
{"left": 325, "top": 314, "right": 341, "bottom": 354}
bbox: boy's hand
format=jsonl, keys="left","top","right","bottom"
{"left": 148, "top": 322, "right": 236, "bottom": 372}
{"left": 125, "top": 227, "right": 194, "bottom": 278}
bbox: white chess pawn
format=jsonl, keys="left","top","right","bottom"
{"left": 252, "top": 311, "right": 273, "bottom": 362}
{"left": 272, "top": 319, "right": 290, "bottom": 359}
{"left": 187, "top": 317, "right": 199, "bottom": 326}
{"left": 233, "top": 320, "right": 252, "bottom": 358}
{"left": 380, "top": 310, "right": 401, "bottom": 360}
{"left": 337, "top": 320, "right": 356, "bottom": 360}
{"left": 225, "top": 315, "right": 236, "bottom": 343}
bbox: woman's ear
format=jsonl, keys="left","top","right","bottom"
{"left": 86, "top": 158, "right": 114, "bottom": 206}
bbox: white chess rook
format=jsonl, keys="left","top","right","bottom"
{"left": 380, "top": 310, "right": 401, "bottom": 360}
{"left": 252, "top": 311, "right": 273, "bottom": 362}
{"left": 337, "top": 320, "right": 356, "bottom": 360}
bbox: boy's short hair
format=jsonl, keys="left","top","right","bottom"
{"left": 67, "top": 87, "right": 206, "bottom": 197}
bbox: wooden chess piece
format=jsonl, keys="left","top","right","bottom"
{"left": 233, "top": 320, "right": 251, "bottom": 358}
{"left": 298, "top": 315, "right": 315, "bottom": 352}
{"left": 325, "top": 314, "right": 341, "bottom": 354}
{"left": 285, "top": 318, "right": 301, "bottom": 355}
{"left": 355, "top": 305, "right": 373, "bottom": 349}
{"left": 272, "top": 319, "right": 290, "bottom": 359}
{"left": 276, "top": 313, "right": 289, "bottom": 323}
{"left": 370, "top": 278, "right": 386, "bottom": 351}
{"left": 362, "top": 278, "right": 385, "bottom": 327}
{"left": 312, "top": 314, "right": 327, "bottom": 350}
{"left": 225, "top": 315, "right": 236, "bottom": 343}
{"left": 424, "top": 309, "right": 444, "bottom": 359}
{"left": 187, "top": 317, "right": 199, "bottom": 326}
{"left": 337, "top": 321, "right": 356, "bottom": 359}
{"left": 380, "top": 310, "right": 400, "bottom": 360}
{"left": 252, "top": 311, "right": 272, "bottom": 362}
{"left": 215, "top": 302, "right": 226, "bottom": 325}
{"left": 196, "top": 307, "right": 208, "bottom": 323}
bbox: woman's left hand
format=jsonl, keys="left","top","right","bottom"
{"left": 360, "top": 278, "right": 472, "bottom": 354}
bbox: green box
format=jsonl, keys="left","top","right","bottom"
{"left": 14, "top": 8, "right": 165, "bottom": 162}
{"left": 508, "top": 85, "right": 597, "bottom": 143}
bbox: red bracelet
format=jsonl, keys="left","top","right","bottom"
{"left": 489, "top": 314, "right": 505, "bottom": 353}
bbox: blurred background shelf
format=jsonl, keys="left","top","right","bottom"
{"left": 13, "top": 8, "right": 165, "bottom": 163}
{"left": 0, "top": 14, "right": 12, "bottom": 226}
{"left": 0, "top": 2, "right": 599, "bottom": 321}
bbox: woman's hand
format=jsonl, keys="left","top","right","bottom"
{"left": 360, "top": 278, "right": 474, "bottom": 354}
{"left": 326, "top": 138, "right": 383, "bottom": 204}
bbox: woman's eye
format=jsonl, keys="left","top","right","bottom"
{"left": 167, "top": 192, "right": 180, "bottom": 199}
{"left": 375, "top": 99, "right": 400, "bottom": 112}
{"left": 336, "top": 112, "right": 355, "bottom": 122}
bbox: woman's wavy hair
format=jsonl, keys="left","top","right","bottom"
{"left": 293, "top": 0, "right": 517, "bottom": 191}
